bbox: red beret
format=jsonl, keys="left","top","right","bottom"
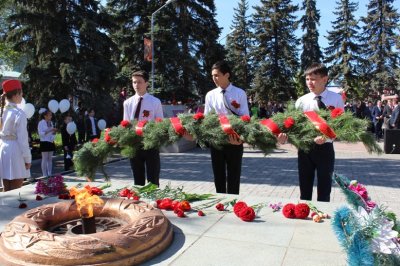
{"left": 2, "top": 79, "right": 22, "bottom": 93}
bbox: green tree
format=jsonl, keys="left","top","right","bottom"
{"left": 298, "top": 0, "right": 322, "bottom": 95}
{"left": 105, "top": 0, "right": 150, "bottom": 88}
{"left": 324, "top": 0, "right": 362, "bottom": 96}
{"left": 225, "top": 0, "right": 253, "bottom": 92}
{"left": 251, "top": 0, "right": 299, "bottom": 102}
{"left": 151, "top": 0, "right": 224, "bottom": 102}
{"left": 360, "top": 0, "right": 400, "bottom": 94}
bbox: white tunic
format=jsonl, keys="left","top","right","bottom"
{"left": 0, "top": 103, "right": 32, "bottom": 180}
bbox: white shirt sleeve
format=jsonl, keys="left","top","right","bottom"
{"left": 204, "top": 92, "right": 212, "bottom": 115}
{"left": 16, "top": 112, "right": 32, "bottom": 164}
{"left": 38, "top": 120, "right": 49, "bottom": 139}
{"left": 154, "top": 99, "right": 164, "bottom": 119}
{"left": 238, "top": 91, "right": 249, "bottom": 116}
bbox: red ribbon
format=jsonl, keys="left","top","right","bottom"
{"left": 135, "top": 120, "right": 148, "bottom": 136}
{"left": 304, "top": 111, "right": 336, "bottom": 139}
{"left": 260, "top": 119, "right": 281, "bottom": 136}
{"left": 219, "top": 115, "right": 240, "bottom": 138}
{"left": 170, "top": 117, "right": 186, "bottom": 136}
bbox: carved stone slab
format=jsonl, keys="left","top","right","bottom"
{"left": 0, "top": 198, "right": 173, "bottom": 266}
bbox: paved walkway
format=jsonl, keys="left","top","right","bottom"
{"left": 22, "top": 141, "right": 400, "bottom": 215}
{"left": 1, "top": 142, "right": 399, "bottom": 265}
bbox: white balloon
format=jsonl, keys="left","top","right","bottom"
{"left": 22, "top": 103, "right": 35, "bottom": 119}
{"left": 97, "top": 119, "right": 106, "bottom": 130}
{"left": 59, "top": 99, "right": 70, "bottom": 113}
{"left": 17, "top": 97, "right": 26, "bottom": 110}
{"left": 66, "top": 121, "right": 77, "bottom": 135}
{"left": 48, "top": 99, "right": 59, "bottom": 113}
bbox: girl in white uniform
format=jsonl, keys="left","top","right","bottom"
{"left": 0, "top": 80, "right": 32, "bottom": 191}
{"left": 38, "top": 109, "right": 57, "bottom": 177}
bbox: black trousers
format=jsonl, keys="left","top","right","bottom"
{"left": 63, "top": 149, "right": 74, "bottom": 171}
{"left": 210, "top": 144, "right": 243, "bottom": 194}
{"left": 129, "top": 148, "right": 160, "bottom": 186}
{"left": 298, "top": 143, "right": 334, "bottom": 202}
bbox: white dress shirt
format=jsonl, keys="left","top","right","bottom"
{"left": 296, "top": 89, "right": 344, "bottom": 142}
{"left": 204, "top": 84, "right": 249, "bottom": 116}
{"left": 38, "top": 119, "right": 56, "bottom": 142}
{"left": 295, "top": 89, "right": 344, "bottom": 112}
{"left": 123, "top": 93, "right": 164, "bottom": 121}
{"left": 0, "top": 103, "right": 31, "bottom": 179}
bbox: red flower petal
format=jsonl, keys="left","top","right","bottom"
{"left": 294, "top": 203, "right": 310, "bottom": 219}
{"left": 282, "top": 203, "right": 296, "bottom": 218}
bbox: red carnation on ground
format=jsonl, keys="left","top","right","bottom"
{"left": 133, "top": 195, "right": 140, "bottom": 200}
{"left": 87, "top": 186, "right": 103, "bottom": 196}
{"left": 240, "top": 115, "right": 251, "bottom": 123}
{"left": 233, "top": 201, "right": 248, "bottom": 217}
{"left": 18, "top": 202, "right": 27, "bottom": 208}
{"left": 36, "top": 195, "right": 43, "bottom": 201}
{"left": 158, "top": 198, "right": 173, "bottom": 210}
{"left": 284, "top": 117, "right": 295, "bottom": 129}
{"left": 294, "top": 203, "right": 310, "bottom": 219}
{"left": 282, "top": 203, "right": 296, "bottom": 218}
{"left": 119, "top": 188, "right": 131, "bottom": 197}
{"left": 193, "top": 112, "right": 204, "bottom": 121}
{"left": 120, "top": 120, "right": 131, "bottom": 128}
{"left": 331, "top": 108, "right": 344, "bottom": 119}
{"left": 238, "top": 206, "right": 256, "bottom": 222}
{"left": 216, "top": 203, "right": 225, "bottom": 211}
{"left": 197, "top": 210, "right": 205, "bottom": 216}
{"left": 174, "top": 208, "right": 185, "bottom": 218}
{"left": 177, "top": 200, "right": 191, "bottom": 212}
{"left": 171, "top": 200, "right": 180, "bottom": 210}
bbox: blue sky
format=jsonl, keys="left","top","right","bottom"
{"left": 215, "top": 0, "right": 399, "bottom": 48}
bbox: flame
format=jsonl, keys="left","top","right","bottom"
{"left": 69, "top": 185, "right": 104, "bottom": 218}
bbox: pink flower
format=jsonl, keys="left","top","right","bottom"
{"left": 349, "top": 183, "right": 369, "bottom": 200}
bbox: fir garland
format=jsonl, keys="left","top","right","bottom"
{"left": 73, "top": 107, "right": 382, "bottom": 181}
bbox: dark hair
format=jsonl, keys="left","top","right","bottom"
{"left": 211, "top": 61, "right": 231, "bottom": 76}
{"left": 304, "top": 63, "right": 328, "bottom": 77}
{"left": 40, "top": 109, "right": 52, "bottom": 120}
{"left": 131, "top": 70, "right": 149, "bottom": 82}
{"left": 1, "top": 89, "right": 22, "bottom": 121}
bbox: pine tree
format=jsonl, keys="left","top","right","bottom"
{"left": 251, "top": 0, "right": 299, "bottom": 102}
{"left": 151, "top": 0, "right": 224, "bottom": 102}
{"left": 360, "top": 0, "right": 400, "bottom": 94}
{"left": 225, "top": 0, "right": 253, "bottom": 92}
{"left": 6, "top": 0, "right": 78, "bottom": 104}
{"left": 298, "top": 0, "right": 322, "bottom": 95}
{"left": 324, "top": 0, "right": 362, "bottom": 96}
{"left": 105, "top": 0, "right": 150, "bottom": 88}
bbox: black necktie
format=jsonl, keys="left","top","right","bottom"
{"left": 315, "top": 96, "right": 326, "bottom": 110}
{"left": 134, "top": 97, "right": 143, "bottom": 119}
{"left": 221, "top": 90, "right": 238, "bottom": 116}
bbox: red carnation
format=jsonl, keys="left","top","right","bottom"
{"left": 120, "top": 120, "right": 131, "bottom": 128}
{"left": 331, "top": 108, "right": 344, "bottom": 119}
{"left": 233, "top": 201, "right": 248, "bottom": 217}
{"left": 133, "top": 195, "right": 140, "bottom": 200}
{"left": 143, "top": 110, "right": 150, "bottom": 117}
{"left": 193, "top": 112, "right": 205, "bottom": 121}
{"left": 294, "top": 203, "right": 310, "bottom": 219}
{"left": 174, "top": 208, "right": 185, "bottom": 218}
{"left": 119, "top": 188, "right": 131, "bottom": 197}
{"left": 241, "top": 115, "right": 251, "bottom": 122}
{"left": 18, "top": 202, "right": 27, "bottom": 208}
{"left": 177, "top": 200, "right": 191, "bottom": 212}
{"left": 198, "top": 210, "right": 205, "bottom": 216}
{"left": 282, "top": 203, "right": 296, "bottom": 218}
{"left": 155, "top": 117, "right": 163, "bottom": 123}
{"left": 158, "top": 198, "right": 173, "bottom": 210}
{"left": 238, "top": 206, "right": 256, "bottom": 222}
{"left": 36, "top": 195, "right": 43, "bottom": 201}
{"left": 171, "top": 200, "right": 180, "bottom": 210}
{"left": 231, "top": 100, "right": 240, "bottom": 109}
{"left": 216, "top": 203, "right": 225, "bottom": 211}
{"left": 90, "top": 187, "right": 103, "bottom": 196}
{"left": 284, "top": 117, "right": 295, "bottom": 129}
{"left": 91, "top": 138, "right": 99, "bottom": 144}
